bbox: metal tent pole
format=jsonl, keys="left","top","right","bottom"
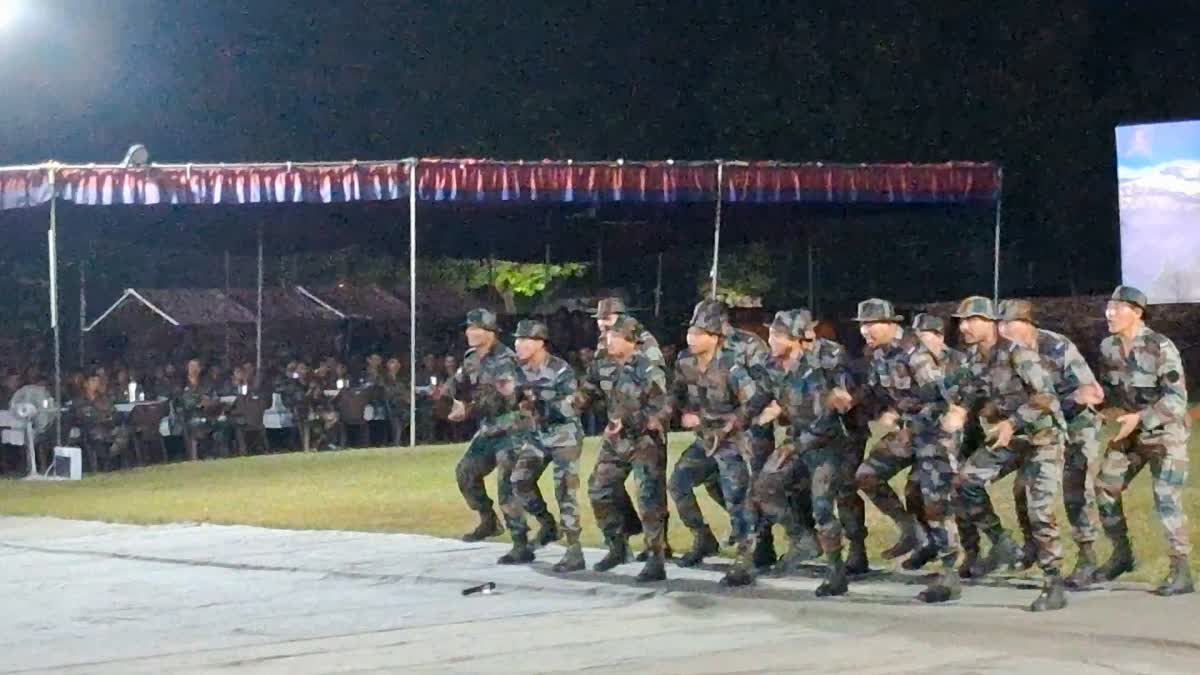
{"left": 807, "top": 229, "right": 815, "bottom": 311}
{"left": 48, "top": 183, "right": 62, "bottom": 446}
{"left": 710, "top": 161, "right": 724, "bottom": 299}
{"left": 408, "top": 159, "right": 418, "bottom": 448}
{"left": 78, "top": 258, "right": 86, "bottom": 368}
{"left": 224, "top": 249, "right": 231, "bottom": 369}
{"left": 992, "top": 168, "right": 1004, "bottom": 304}
{"left": 654, "top": 252, "right": 663, "bottom": 318}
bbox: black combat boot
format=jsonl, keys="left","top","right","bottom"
{"left": 973, "top": 531, "right": 1020, "bottom": 578}
{"left": 882, "top": 515, "right": 927, "bottom": 560}
{"left": 534, "top": 513, "right": 560, "bottom": 548}
{"left": 845, "top": 538, "right": 870, "bottom": 575}
{"left": 552, "top": 539, "right": 586, "bottom": 573}
{"left": 1015, "top": 538, "right": 1038, "bottom": 571}
{"left": 593, "top": 536, "right": 630, "bottom": 572}
{"left": 1030, "top": 572, "right": 1068, "bottom": 612}
{"left": 1155, "top": 556, "right": 1195, "bottom": 596}
{"left": 902, "top": 542, "right": 940, "bottom": 571}
{"left": 677, "top": 527, "right": 720, "bottom": 568}
{"left": 462, "top": 510, "right": 503, "bottom": 542}
{"left": 815, "top": 550, "right": 849, "bottom": 597}
{"left": 497, "top": 534, "right": 535, "bottom": 565}
{"left": 919, "top": 561, "right": 963, "bottom": 604}
{"left": 1091, "top": 536, "right": 1136, "bottom": 583}
{"left": 720, "top": 550, "right": 756, "bottom": 587}
{"left": 636, "top": 550, "right": 667, "bottom": 583}
{"left": 1065, "top": 542, "right": 1098, "bottom": 590}
{"left": 753, "top": 530, "right": 778, "bottom": 569}
{"left": 774, "top": 533, "right": 819, "bottom": 575}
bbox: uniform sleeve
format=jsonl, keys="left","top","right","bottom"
{"left": 672, "top": 359, "right": 694, "bottom": 416}
{"left": 1139, "top": 339, "right": 1189, "bottom": 430}
{"left": 449, "top": 359, "right": 470, "bottom": 402}
{"left": 576, "top": 356, "right": 603, "bottom": 407}
{"left": 639, "top": 333, "right": 666, "bottom": 369}
{"left": 1058, "top": 341, "right": 1098, "bottom": 417}
{"left": 1008, "top": 346, "right": 1063, "bottom": 434}
{"left": 729, "top": 364, "right": 759, "bottom": 429}
{"left": 826, "top": 342, "right": 853, "bottom": 392}
{"left": 548, "top": 363, "right": 580, "bottom": 423}
{"left": 908, "top": 350, "right": 946, "bottom": 406}
{"left": 487, "top": 356, "right": 525, "bottom": 435}
{"left": 627, "top": 364, "right": 671, "bottom": 430}
{"left": 1098, "top": 339, "right": 1121, "bottom": 405}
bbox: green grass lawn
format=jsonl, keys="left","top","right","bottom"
{"left": 1, "top": 432, "right": 1197, "bottom": 583}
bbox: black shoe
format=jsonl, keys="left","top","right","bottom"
{"left": 901, "top": 543, "right": 939, "bottom": 571}
{"left": 552, "top": 543, "right": 586, "bottom": 573}
{"left": 462, "top": 511, "right": 503, "bottom": 542}
{"left": 720, "top": 557, "right": 755, "bottom": 587}
{"left": 1015, "top": 540, "right": 1038, "bottom": 571}
{"left": 1030, "top": 574, "right": 1067, "bottom": 612}
{"left": 636, "top": 542, "right": 673, "bottom": 562}
{"left": 845, "top": 539, "right": 870, "bottom": 575}
{"left": 815, "top": 552, "right": 849, "bottom": 597}
{"left": 1065, "top": 543, "right": 1098, "bottom": 590}
{"left": 753, "top": 534, "right": 779, "bottom": 569}
{"left": 918, "top": 567, "right": 962, "bottom": 604}
{"left": 636, "top": 556, "right": 667, "bottom": 583}
{"left": 534, "top": 516, "right": 560, "bottom": 548}
{"left": 1092, "top": 537, "right": 1136, "bottom": 583}
{"left": 678, "top": 528, "right": 720, "bottom": 568}
{"left": 1155, "top": 556, "right": 1195, "bottom": 596}
{"left": 497, "top": 539, "right": 535, "bottom": 565}
{"left": 593, "top": 538, "right": 630, "bottom": 572}
{"left": 959, "top": 550, "right": 980, "bottom": 580}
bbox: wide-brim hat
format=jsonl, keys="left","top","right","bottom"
{"left": 951, "top": 296, "right": 998, "bottom": 321}
{"left": 463, "top": 308, "right": 502, "bottom": 332}
{"left": 998, "top": 299, "right": 1036, "bottom": 325}
{"left": 513, "top": 319, "right": 549, "bottom": 340}
{"left": 1110, "top": 285, "right": 1148, "bottom": 310}
{"left": 853, "top": 298, "right": 903, "bottom": 323}
{"left": 766, "top": 309, "right": 817, "bottom": 340}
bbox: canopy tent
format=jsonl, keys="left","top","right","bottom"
{"left": 0, "top": 157, "right": 1002, "bottom": 447}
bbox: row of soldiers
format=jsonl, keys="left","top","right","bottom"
{"left": 441, "top": 285, "right": 1192, "bottom": 610}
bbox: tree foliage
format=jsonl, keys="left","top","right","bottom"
{"left": 701, "top": 243, "right": 774, "bottom": 307}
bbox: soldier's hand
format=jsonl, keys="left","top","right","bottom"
{"left": 989, "top": 419, "right": 1015, "bottom": 449}
{"left": 572, "top": 391, "right": 589, "bottom": 413}
{"left": 448, "top": 399, "right": 467, "bottom": 422}
{"left": 681, "top": 413, "right": 701, "bottom": 430}
{"left": 941, "top": 404, "right": 968, "bottom": 433}
{"left": 604, "top": 419, "right": 623, "bottom": 440}
{"left": 876, "top": 410, "right": 900, "bottom": 431}
{"left": 1112, "top": 412, "right": 1140, "bottom": 442}
{"left": 827, "top": 387, "right": 854, "bottom": 414}
{"left": 1073, "top": 383, "right": 1104, "bottom": 407}
{"left": 645, "top": 416, "right": 663, "bottom": 434}
{"left": 756, "top": 401, "right": 783, "bottom": 427}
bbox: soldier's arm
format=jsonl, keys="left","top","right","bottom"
{"left": 574, "top": 356, "right": 603, "bottom": 409}
{"left": 548, "top": 362, "right": 580, "bottom": 423}
{"left": 1009, "top": 346, "right": 1062, "bottom": 434}
{"left": 728, "top": 364, "right": 759, "bottom": 430}
{"left": 1060, "top": 341, "right": 1099, "bottom": 415}
{"left": 628, "top": 364, "right": 670, "bottom": 431}
{"left": 487, "top": 358, "right": 526, "bottom": 434}
{"left": 672, "top": 359, "right": 696, "bottom": 417}
{"left": 907, "top": 350, "right": 946, "bottom": 406}
{"left": 1139, "top": 339, "right": 1189, "bottom": 430}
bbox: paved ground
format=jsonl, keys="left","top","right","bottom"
{"left": 2, "top": 516, "right": 1198, "bottom": 674}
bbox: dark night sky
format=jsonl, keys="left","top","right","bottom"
{"left": 2, "top": 0, "right": 1198, "bottom": 298}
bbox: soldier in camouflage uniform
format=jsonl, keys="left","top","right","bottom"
{"left": 513, "top": 319, "right": 586, "bottom": 572}
{"left": 72, "top": 372, "right": 133, "bottom": 471}
{"left": 749, "top": 310, "right": 853, "bottom": 595}
{"left": 998, "top": 300, "right": 1106, "bottom": 588}
{"left": 588, "top": 297, "right": 667, "bottom": 560}
{"left": 953, "top": 296, "right": 1069, "bottom": 612}
{"left": 852, "top": 299, "right": 933, "bottom": 566}
{"left": 448, "top": 309, "right": 545, "bottom": 552}
{"left": 582, "top": 315, "right": 672, "bottom": 582}
{"left": 1091, "top": 286, "right": 1193, "bottom": 596}
{"left": 669, "top": 300, "right": 762, "bottom": 586}
{"left": 178, "top": 359, "right": 233, "bottom": 460}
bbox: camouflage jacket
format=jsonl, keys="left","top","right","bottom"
{"left": 519, "top": 354, "right": 584, "bottom": 448}
{"left": 595, "top": 328, "right": 665, "bottom": 369}
{"left": 1036, "top": 329, "right": 1099, "bottom": 421}
{"left": 762, "top": 354, "right": 845, "bottom": 447}
{"left": 725, "top": 326, "right": 771, "bottom": 385}
{"left": 72, "top": 394, "right": 116, "bottom": 430}
{"left": 178, "top": 380, "right": 218, "bottom": 420}
{"left": 276, "top": 374, "right": 308, "bottom": 411}
{"left": 585, "top": 328, "right": 665, "bottom": 411}
{"left": 963, "top": 337, "right": 1064, "bottom": 442}
{"left": 451, "top": 343, "right": 527, "bottom": 439}
{"left": 580, "top": 352, "right": 670, "bottom": 437}
{"left": 862, "top": 333, "right": 945, "bottom": 422}
{"left": 1099, "top": 324, "right": 1190, "bottom": 438}
{"left": 672, "top": 343, "right": 760, "bottom": 438}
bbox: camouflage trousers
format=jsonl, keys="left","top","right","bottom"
{"left": 669, "top": 433, "right": 755, "bottom": 550}
{"left": 588, "top": 433, "right": 668, "bottom": 552}
{"left": 750, "top": 439, "right": 844, "bottom": 554}
{"left": 694, "top": 427, "right": 773, "bottom": 515}
{"left": 496, "top": 442, "right": 551, "bottom": 539}
{"left": 959, "top": 436, "right": 1065, "bottom": 574}
{"left": 545, "top": 443, "right": 583, "bottom": 542}
{"left": 1096, "top": 429, "right": 1191, "bottom": 557}
{"left": 455, "top": 433, "right": 547, "bottom": 517}
{"left": 1015, "top": 411, "right": 1101, "bottom": 546}
{"left": 854, "top": 425, "right": 917, "bottom": 527}
{"left": 838, "top": 430, "right": 868, "bottom": 544}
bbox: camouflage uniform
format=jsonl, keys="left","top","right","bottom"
{"left": 669, "top": 301, "right": 761, "bottom": 580}
{"left": 451, "top": 310, "right": 547, "bottom": 544}
{"left": 72, "top": 393, "right": 132, "bottom": 471}
{"left": 1001, "top": 303, "right": 1102, "bottom": 559}
{"left": 750, "top": 310, "right": 852, "bottom": 593}
{"left": 853, "top": 302, "right": 963, "bottom": 575}
{"left": 516, "top": 321, "right": 585, "bottom": 546}
{"left": 583, "top": 316, "right": 672, "bottom": 574}
{"left": 954, "top": 297, "right": 1066, "bottom": 580}
{"left": 178, "top": 379, "right": 232, "bottom": 458}
{"left": 1095, "top": 289, "right": 1191, "bottom": 565}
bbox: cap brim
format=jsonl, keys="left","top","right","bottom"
{"left": 853, "top": 316, "right": 904, "bottom": 323}
{"left": 952, "top": 313, "right": 995, "bottom": 321}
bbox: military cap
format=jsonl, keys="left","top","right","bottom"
{"left": 951, "top": 296, "right": 998, "bottom": 321}
{"left": 688, "top": 299, "right": 727, "bottom": 334}
{"left": 607, "top": 314, "right": 643, "bottom": 342}
{"left": 513, "top": 319, "right": 549, "bottom": 340}
{"left": 911, "top": 312, "right": 945, "bottom": 334}
{"left": 592, "top": 297, "right": 628, "bottom": 318}
{"left": 853, "top": 298, "right": 903, "bottom": 323}
{"left": 998, "top": 299, "right": 1036, "bottom": 325}
{"left": 463, "top": 308, "right": 501, "bottom": 332}
{"left": 1110, "top": 285, "right": 1148, "bottom": 310}
{"left": 767, "top": 309, "right": 817, "bottom": 340}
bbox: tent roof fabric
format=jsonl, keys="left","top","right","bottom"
{"left": 0, "top": 159, "right": 1001, "bottom": 210}
{"left": 298, "top": 285, "right": 409, "bottom": 320}
{"left": 225, "top": 288, "right": 343, "bottom": 322}
{"left": 86, "top": 289, "right": 258, "bottom": 330}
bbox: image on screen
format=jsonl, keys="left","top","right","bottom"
{"left": 1116, "top": 119, "right": 1200, "bottom": 304}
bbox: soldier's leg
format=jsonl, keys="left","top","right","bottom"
{"left": 587, "top": 440, "right": 635, "bottom": 571}
{"left": 958, "top": 442, "right": 1023, "bottom": 574}
{"left": 1148, "top": 439, "right": 1192, "bottom": 558}
{"left": 550, "top": 444, "right": 583, "bottom": 544}
{"left": 915, "top": 430, "right": 963, "bottom": 603}
{"left": 629, "top": 435, "right": 670, "bottom": 581}
{"left": 1012, "top": 470, "right": 1037, "bottom": 568}
{"left": 714, "top": 441, "right": 756, "bottom": 586}
{"left": 749, "top": 447, "right": 805, "bottom": 567}
{"left": 837, "top": 435, "right": 869, "bottom": 572}
{"left": 668, "top": 439, "right": 720, "bottom": 534}
{"left": 1095, "top": 446, "right": 1149, "bottom": 546}
{"left": 494, "top": 442, "right": 545, "bottom": 563}
{"left": 855, "top": 429, "right": 921, "bottom": 558}
{"left": 1021, "top": 442, "right": 1065, "bottom": 575}
{"left": 456, "top": 434, "right": 502, "bottom": 539}
{"left": 1063, "top": 422, "right": 1101, "bottom": 546}
{"left": 955, "top": 432, "right": 984, "bottom": 565}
